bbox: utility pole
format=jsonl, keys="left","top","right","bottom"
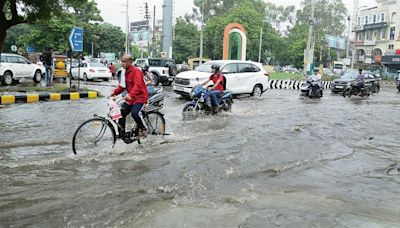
{"left": 144, "top": 2, "right": 150, "bottom": 57}
{"left": 304, "top": 0, "right": 315, "bottom": 75}
{"left": 151, "top": 5, "right": 156, "bottom": 57}
{"left": 258, "top": 28, "right": 263, "bottom": 63}
{"left": 199, "top": 0, "right": 206, "bottom": 62}
{"left": 346, "top": 15, "right": 351, "bottom": 59}
{"left": 125, "top": 0, "right": 129, "bottom": 54}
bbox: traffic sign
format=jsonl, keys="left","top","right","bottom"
{"left": 26, "top": 45, "right": 35, "bottom": 53}
{"left": 11, "top": 45, "right": 17, "bottom": 52}
{"left": 69, "top": 27, "right": 83, "bottom": 52}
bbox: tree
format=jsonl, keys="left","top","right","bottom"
{"left": 173, "top": 17, "right": 199, "bottom": 63}
{"left": 284, "top": 0, "right": 347, "bottom": 67}
{"left": 0, "top": 0, "right": 90, "bottom": 51}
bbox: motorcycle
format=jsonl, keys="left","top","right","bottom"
{"left": 300, "top": 78, "right": 323, "bottom": 98}
{"left": 182, "top": 85, "right": 233, "bottom": 120}
{"left": 342, "top": 82, "right": 371, "bottom": 98}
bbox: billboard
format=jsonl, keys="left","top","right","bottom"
{"left": 130, "top": 20, "right": 149, "bottom": 32}
{"left": 325, "top": 35, "right": 346, "bottom": 50}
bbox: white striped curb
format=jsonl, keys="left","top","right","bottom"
{"left": 268, "top": 80, "right": 332, "bottom": 90}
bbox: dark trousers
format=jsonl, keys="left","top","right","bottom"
{"left": 118, "top": 102, "right": 146, "bottom": 134}
{"left": 209, "top": 90, "right": 222, "bottom": 107}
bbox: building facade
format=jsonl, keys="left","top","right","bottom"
{"left": 353, "top": 0, "right": 400, "bottom": 73}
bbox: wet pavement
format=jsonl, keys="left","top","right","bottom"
{"left": 1, "top": 83, "right": 400, "bottom": 227}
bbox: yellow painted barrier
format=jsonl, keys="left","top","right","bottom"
{"left": 50, "top": 93, "right": 61, "bottom": 101}
{"left": 70, "top": 92, "right": 80, "bottom": 100}
{"left": 88, "top": 91, "right": 97, "bottom": 99}
{"left": 26, "top": 94, "right": 39, "bottom": 103}
{"left": 1, "top": 95, "right": 15, "bottom": 104}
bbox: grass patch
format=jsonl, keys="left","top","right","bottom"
{"left": 269, "top": 72, "right": 336, "bottom": 81}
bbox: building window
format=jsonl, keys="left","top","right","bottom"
{"left": 381, "top": 29, "right": 386, "bottom": 40}
{"left": 358, "top": 17, "right": 361, "bottom": 25}
{"left": 365, "top": 15, "right": 369, "bottom": 24}
{"left": 373, "top": 14, "right": 377, "bottom": 23}
{"left": 381, "top": 13, "right": 385, "bottom": 22}
{"left": 358, "top": 33, "right": 362, "bottom": 41}
{"left": 373, "top": 31, "right": 377, "bottom": 39}
{"left": 389, "top": 44, "right": 394, "bottom": 49}
{"left": 366, "top": 32, "right": 370, "bottom": 40}
{"left": 390, "top": 27, "right": 395, "bottom": 40}
{"left": 391, "top": 12, "right": 397, "bottom": 23}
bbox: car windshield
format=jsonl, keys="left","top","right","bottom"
{"left": 340, "top": 71, "right": 358, "bottom": 79}
{"left": 147, "top": 59, "right": 174, "bottom": 67}
{"left": 196, "top": 63, "right": 222, "bottom": 73}
{"left": 90, "top": 63, "right": 106, "bottom": 68}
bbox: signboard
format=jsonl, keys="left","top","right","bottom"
{"left": 132, "top": 31, "right": 149, "bottom": 47}
{"left": 69, "top": 27, "right": 83, "bottom": 52}
{"left": 364, "top": 40, "right": 376, "bottom": 46}
{"left": 99, "top": 52, "right": 116, "bottom": 62}
{"left": 381, "top": 55, "right": 400, "bottom": 64}
{"left": 325, "top": 35, "right": 346, "bottom": 50}
{"left": 130, "top": 20, "right": 149, "bottom": 32}
{"left": 26, "top": 45, "right": 35, "bottom": 53}
{"left": 364, "top": 22, "right": 388, "bottom": 30}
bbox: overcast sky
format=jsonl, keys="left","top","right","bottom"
{"left": 94, "top": 0, "right": 377, "bottom": 32}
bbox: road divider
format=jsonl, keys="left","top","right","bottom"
{"left": 0, "top": 91, "right": 99, "bottom": 105}
{"left": 269, "top": 80, "right": 332, "bottom": 90}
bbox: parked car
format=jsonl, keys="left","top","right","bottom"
{"left": 331, "top": 70, "right": 380, "bottom": 94}
{"left": 173, "top": 60, "right": 269, "bottom": 98}
{"left": 71, "top": 62, "right": 112, "bottom": 81}
{"left": 0, "top": 53, "right": 43, "bottom": 85}
{"left": 323, "top": 68, "right": 335, "bottom": 77}
{"left": 283, "top": 67, "right": 300, "bottom": 74}
{"left": 134, "top": 58, "right": 177, "bottom": 86}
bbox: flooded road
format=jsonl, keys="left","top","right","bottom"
{"left": 1, "top": 84, "right": 400, "bottom": 227}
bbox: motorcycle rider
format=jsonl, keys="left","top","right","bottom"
{"left": 141, "top": 64, "right": 155, "bottom": 95}
{"left": 201, "top": 64, "right": 224, "bottom": 112}
{"left": 111, "top": 54, "right": 149, "bottom": 139}
{"left": 354, "top": 69, "right": 365, "bottom": 91}
{"left": 308, "top": 68, "right": 322, "bottom": 96}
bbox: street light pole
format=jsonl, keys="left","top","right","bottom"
{"left": 351, "top": 5, "right": 368, "bottom": 69}
{"left": 199, "top": 0, "right": 205, "bottom": 62}
{"left": 346, "top": 15, "right": 351, "bottom": 59}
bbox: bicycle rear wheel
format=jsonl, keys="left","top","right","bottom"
{"left": 72, "top": 118, "right": 116, "bottom": 155}
{"left": 145, "top": 112, "right": 166, "bottom": 136}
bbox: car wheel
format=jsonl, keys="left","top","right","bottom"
{"left": 251, "top": 85, "right": 263, "bottom": 97}
{"left": 374, "top": 85, "right": 379, "bottom": 93}
{"left": 1, "top": 72, "right": 13, "bottom": 85}
{"left": 33, "top": 70, "right": 42, "bottom": 83}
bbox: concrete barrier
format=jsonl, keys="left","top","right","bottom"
{"left": 0, "top": 91, "right": 99, "bottom": 105}
{"left": 269, "top": 80, "right": 332, "bottom": 90}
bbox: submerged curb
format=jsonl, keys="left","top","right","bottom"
{"left": 269, "top": 80, "right": 332, "bottom": 90}
{"left": 0, "top": 91, "right": 99, "bottom": 105}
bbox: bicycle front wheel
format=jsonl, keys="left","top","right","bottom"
{"left": 72, "top": 118, "right": 116, "bottom": 155}
{"left": 145, "top": 112, "right": 166, "bottom": 136}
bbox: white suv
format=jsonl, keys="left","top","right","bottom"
{"left": 134, "top": 58, "right": 177, "bottom": 86}
{"left": 173, "top": 60, "right": 269, "bottom": 97}
{"left": 0, "top": 53, "right": 43, "bottom": 85}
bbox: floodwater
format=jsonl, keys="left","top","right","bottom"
{"left": 1, "top": 84, "right": 400, "bottom": 227}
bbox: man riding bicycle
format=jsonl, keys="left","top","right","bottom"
{"left": 111, "top": 54, "right": 149, "bottom": 139}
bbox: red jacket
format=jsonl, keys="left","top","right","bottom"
{"left": 113, "top": 65, "right": 148, "bottom": 105}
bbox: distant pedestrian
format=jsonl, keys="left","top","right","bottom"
{"left": 109, "top": 63, "right": 116, "bottom": 79}
{"left": 40, "top": 47, "right": 53, "bottom": 86}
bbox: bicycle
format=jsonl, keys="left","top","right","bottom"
{"left": 72, "top": 88, "right": 166, "bottom": 155}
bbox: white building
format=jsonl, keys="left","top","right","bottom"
{"left": 353, "top": 0, "right": 400, "bottom": 70}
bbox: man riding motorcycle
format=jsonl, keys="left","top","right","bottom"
{"left": 308, "top": 68, "right": 322, "bottom": 97}
{"left": 354, "top": 69, "right": 365, "bottom": 91}
{"left": 111, "top": 54, "right": 149, "bottom": 139}
{"left": 201, "top": 64, "right": 225, "bottom": 113}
